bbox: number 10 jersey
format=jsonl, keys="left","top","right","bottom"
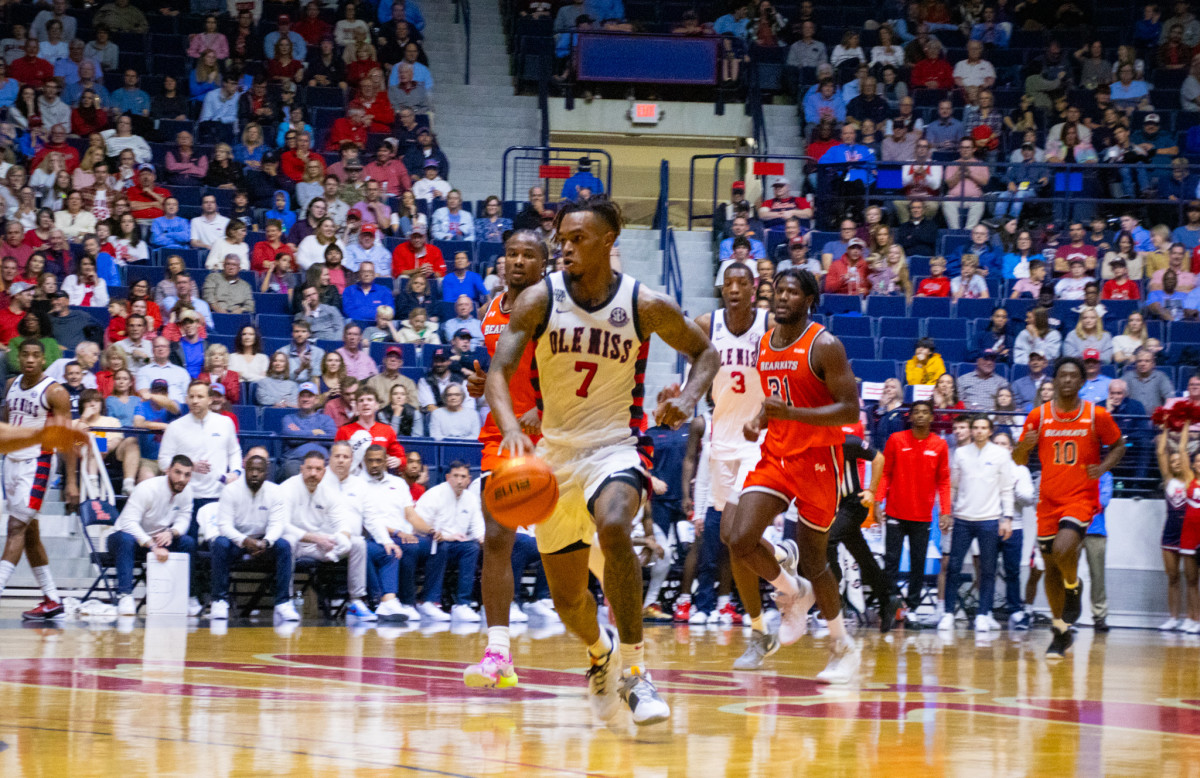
{"left": 534, "top": 271, "right": 649, "bottom": 450}
{"left": 709, "top": 307, "right": 768, "bottom": 462}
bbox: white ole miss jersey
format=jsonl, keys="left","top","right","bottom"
{"left": 709, "top": 307, "right": 768, "bottom": 461}
{"left": 5, "top": 375, "right": 56, "bottom": 460}
{"left": 534, "top": 271, "right": 650, "bottom": 450}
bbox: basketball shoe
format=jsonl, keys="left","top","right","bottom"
{"left": 586, "top": 626, "right": 621, "bottom": 720}
{"left": 619, "top": 668, "right": 670, "bottom": 725}
{"left": 672, "top": 598, "right": 692, "bottom": 623}
{"left": 772, "top": 575, "right": 815, "bottom": 645}
{"left": 1062, "top": 581, "right": 1083, "bottom": 624}
{"left": 816, "top": 635, "right": 861, "bottom": 684}
{"left": 21, "top": 597, "right": 64, "bottom": 620}
{"left": 1046, "top": 626, "right": 1074, "bottom": 659}
{"left": 464, "top": 648, "right": 519, "bottom": 689}
{"left": 733, "top": 630, "right": 780, "bottom": 670}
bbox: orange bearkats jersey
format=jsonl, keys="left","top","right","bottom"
{"left": 756, "top": 321, "right": 844, "bottom": 460}
{"left": 1021, "top": 400, "right": 1122, "bottom": 521}
{"left": 480, "top": 293, "right": 540, "bottom": 470}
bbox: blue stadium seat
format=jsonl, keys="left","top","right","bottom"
{"left": 231, "top": 406, "right": 259, "bottom": 431}
{"left": 820, "top": 294, "right": 863, "bottom": 316}
{"left": 910, "top": 297, "right": 951, "bottom": 318}
{"left": 864, "top": 296, "right": 906, "bottom": 317}
{"left": 809, "top": 231, "right": 838, "bottom": 254}
{"left": 1004, "top": 297, "right": 1036, "bottom": 322}
{"left": 840, "top": 337, "right": 877, "bottom": 360}
{"left": 1178, "top": 370, "right": 1198, "bottom": 393}
{"left": 956, "top": 298, "right": 996, "bottom": 319}
{"left": 254, "top": 294, "right": 291, "bottom": 315}
{"left": 212, "top": 312, "right": 251, "bottom": 334}
{"left": 208, "top": 333, "right": 237, "bottom": 350}
{"left": 852, "top": 360, "right": 900, "bottom": 382}
{"left": 879, "top": 337, "right": 915, "bottom": 360}
{"left": 241, "top": 382, "right": 256, "bottom": 406}
{"left": 877, "top": 316, "right": 921, "bottom": 338}
{"left": 939, "top": 339, "right": 969, "bottom": 363}
{"left": 476, "top": 242, "right": 505, "bottom": 270}
{"left": 1103, "top": 299, "right": 1138, "bottom": 323}
{"left": 261, "top": 408, "right": 293, "bottom": 433}
{"left": 830, "top": 314, "right": 874, "bottom": 337}
{"left": 1144, "top": 319, "right": 1166, "bottom": 341}
{"left": 434, "top": 240, "right": 475, "bottom": 264}
{"left": 929, "top": 318, "right": 968, "bottom": 341}
{"left": 1011, "top": 364, "right": 1029, "bottom": 381}
{"left": 1170, "top": 321, "right": 1200, "bottom": 344}
{"left": 909, "top": 256, "right": 932, "bottom": 276}
{"left": 258, "top": 315, "right": 295, "bottom": 339}
{"left": 126, "top": 265, "right": 166, "bottom": 286}
{"left": 1163, "top": 343, "right": 1197, "bottom": 368}
{"left": 419, "top": 343, "right": 443, "bottom": 365}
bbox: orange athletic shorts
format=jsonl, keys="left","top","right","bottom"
{"left": 743, "top": 445, "right": 842, "bottom": 532}
{"left": 1036, "top": 502, "right": 1095, "bottom": 541}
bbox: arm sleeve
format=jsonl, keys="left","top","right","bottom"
{"left": 950, "top": 446, "right": 961, "bottom": 510}
{"left": 876, "top": 437, "right": 895, "bottom": 504}
{"left": 1000, "top": 452, "right": 1015, "bottom": 517}
{"left": 172, "top": 494, "right": 194, "bottom": 537}
{"left": 225, "top": 418, "right": 243, "bottom": 475}
{"left": 1015, "top": 465, "right": 1035, "bottom": 506}
{"left": 361, "top": 492, "right": 393, "bottom": 545}
{"left": 216, "top": 489, "right": 247, "bottom": 545}
{"left": 429, "top": 409, "right": 444, "bottom": 439}
{"left": 414, "top": 487, "right": 442, "bottom": 530}
{"left": 265, "top": 491, "right": 287, "bottom": 544}
{"left": 157, "top": 422, "right": 178, "bottom": 473}
{"left": 115, "top": 487, "right": 153, "bottom": 545}
{"left": 467, "top": 498, "right": 485, "bottom": 541}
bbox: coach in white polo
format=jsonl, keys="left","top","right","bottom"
{"left": 158, "top": 379, "right": 243, "bottom": 522}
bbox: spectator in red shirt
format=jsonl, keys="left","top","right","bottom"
{"left": 910, "top": 39, "right": 954, "bottom": 90}
{"left": 208, "top": 383, "right": 241, "bottom": 431}
{"left": 363, "top": 138, "right": 412, "bottom": 196}
{"left": 876, "top": 400, "right": 952, "bottom": 622}
{"left": 350, "top": 76, "right": 395, "bottom": 132}
{"left": 9, "top": 39, "right": 54, "bottom": 88}
{"left": 391, "top": 226, "right": 446, "bottom": 278}
{"left": 335, "top": 388, "right": 407, "bottom": 470}
{"left": 1101, "top": 257, "right": 1141, "bottom": 300}
{"left": 757, "top": 178, "right": 813, "bottom": 227}
{"left": 30, "top": 123, "right": 81, "bottom": 173}
{"left": 1052, "top": 221, "right": 1099, "bottom": 275}
{"left": 402, "top": 449, "right": 428, "bottom": 500}
{"left": 281, "top": 132, "right": 325, "bottom": 182}
{"left": 0, "top": 281, "right": 35, "bottom": 343}
{"left": 325, "top": 107, "right": 370, "bottom": 151}
{"left": 345, "top": 43, "right": 381, "bottom": 89}
{"left": 0, "top": 222, "right": 35, "bottom": 270}
{"left": 266, "top": 37, "right": 306, "bottom": 84}
{"left": 126, "top": 164, "right": 172, "bottom": 221}
{"left": 823, "top": 238, "right": 871, "bottom": 295}
{"left": 250, "top": 219, "right": 297, "bottom": 273}
{"left": 804, "top": 118, "right": 840, "bottom": 163}
{"left": 916, "top": 255, "right": 952, "bottom": 297}
{"left": 293, "top": 1, "right": 333, "bottom": 45}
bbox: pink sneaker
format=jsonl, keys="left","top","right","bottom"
{"left": 463, "top": 648, "right": 519, "bottom": 689}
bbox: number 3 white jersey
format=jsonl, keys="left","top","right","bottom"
{"left": 709, "top": 307, "right": 768, "bottom": 461}
{"left": 5, "top": 375, "right": 56, "bottom": 461}
{"left": 534, "top": 271, "right": 649, "bottom": 450}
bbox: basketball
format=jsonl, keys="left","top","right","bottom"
{"left": 483, "top": 456, "right": 558, "bottom": 530}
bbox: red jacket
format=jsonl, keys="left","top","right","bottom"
{"left": 281, "top": 150, "right": 325, "bottom": 182}
{"left": 824, "top": 256, "right": 870, "bottom": 295}
{"left": 392, "top": 242, "right": 446, "bottom": 276}
{"left": 336, "top": 419, "right": 407, "bottom": 466}
{"left": 877, "top": 429, "right": 951, "bottom": 523}
{"left": 325, "top": 117, "right": 368, "bottom": 151}
{"left": 10, "top": 56, "right": 53, "bottom": 87}
{"left": 911, "top": 58, "right": 954, "bottom": 89}
{"left": 199, "top": 370, "right": 242, "bottom": 404}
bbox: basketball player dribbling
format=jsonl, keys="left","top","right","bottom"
{"left": 463, "top": 229, "right": 548, "bottom": 689}
{"left": 0, "top": 339, "right": 82, "bottom": 619}
{"left": 721, "top": 269, "right": 863, "bottom": 683}
{"left": 1014, "top": 356, "right": 1124, "bottom": 659}
{"left": 691, "top": 262, "right": 772, "bottom": 638}
{"left": 486, "top": 198, "right": 718, "bottom": 725}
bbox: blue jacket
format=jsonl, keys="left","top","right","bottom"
{"left": 561, "top": 171, "right": 605, "bottom": 200}
{"left": 948, "top": 241, "right": 1002, "bottom": 277}
{"left": 819, "top": 143, "right": 876, "bottom": 185}
{"left": 441, "top": 271, "right": 488, "bottom": 304}
{"left": 149, "top": 216, "right": 191, "bottom": 249}
{"left": 264, "top": 190, "right": 297, "bottom": 231}
{"left": 803, "top": 88, "right": 847, "bottom": 125}
{"left": 342, "top": 282, "right": 395, "bottom": 321}
{"left": 280, "top": 409, "right": 337, "bottom": 461}
{"left": 1089, "top": 471, "right": 1113, "bottom": 536}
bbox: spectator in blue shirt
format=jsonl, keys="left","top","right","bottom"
{"left": 263, "top": 17, "right": 307, "bottom": 62}
{"left": 718, "top": 216, "right": 766, "bottom": 259}
{"left": 342, "top": 260, "right": 395, "bottom": 321}
{"left": 441, "top": 252, "right": 488, "bottom": 304}
{"left": 950, "top": 223, "right": 1004, "bottom": 277}
{"left": 149, "top": 197, "right": 191, "bottom": 250}
{"left": 560, "top": 158, "right": 605, "bottom": 200}
{"left": 1119, "top": 212, "right": 1155, "bottom": 252}
{"left": 389, "top": 44, "right": 433, "bottom": 93}
{"left": 54, "top": 41, "right": 102, "bottom": 87}
{"left": 199, "top": 75, "right": 241, "bottom": 130}
{"left": 378, "top": 0, "right": 426, "bottom": 31}
{"left": 280, "top": 382, "right": 337, "bottom": 477}
{"left": 133, "top": 379, "right": 181, "bottom": 464}
{"left": 440, "top": 296, "right": 485, "bottom": 346}
{"left": 802, "top": 78, "right": 847, "bottom": 126}
{"left": 819, "top": 123, "right": 877, "bottom": 189}
{"left": 713, "top": 5, "right": 751, "bottom": 38}
{"left": 109, "top": 69, "right": 151, "bottom": 117}
{"left": 1084, "top": 471, "right": 1113, "bottom": 630}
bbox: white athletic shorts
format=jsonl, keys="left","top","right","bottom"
{"left": 3, "top": 453, "right": 53, "bottom": 524}
{"left": 709, "top": 455, "right": 758, "bottom": 512}
{"left": 534, "top": 440, "right": 647, "bottom": 555}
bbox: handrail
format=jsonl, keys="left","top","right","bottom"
{"left": 746, "top": 62, "right": 768, "bottom": 155}
{"left": 653, "top": 159, "right": 669, "bottom": 232}
{"left": 500, "top": 146, "right": 614, "bottom": 203}
{"left": 654, "top": 159, "right": 683, "bottom": 307}
{"left": 687, "top": 152, "right": 816, "bottom": 229}
{"left": 456, "top": 0, "right": 471, "bottom": 85}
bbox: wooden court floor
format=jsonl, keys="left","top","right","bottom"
{"left": 0, "top": 616, "right": 1197, "bottom": 777}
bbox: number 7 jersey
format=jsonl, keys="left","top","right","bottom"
{"left": 534, "top": 271, "right": 650, "bottom": 449}
{"left": 709, "top": 307, "right": 768, "bottom": 461}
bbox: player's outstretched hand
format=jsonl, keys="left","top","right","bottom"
{"left": 466, "top": 360, "right": 487, "bottom": 398}
{"left": 518, "top": 407, "right": 541, "bottom": 435}
{"left": 656, "top": 383, "right": 682, "bottom": 405}
{"left": 654, "top": 395, "right": 693, "bottom": 430}
{"left": 500, "top": 428, "right": 535, "bottom": 456}
{"left": 40, "top": 421, "right": 89, "bottom": 453}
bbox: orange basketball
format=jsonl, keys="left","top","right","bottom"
{"left": 483, "top": 456, "right": 558, "bottom": 530}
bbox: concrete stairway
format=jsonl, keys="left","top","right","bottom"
{"left": 422, "top": 0, "right": 542, "bottom": 201}
{"left": 617, "top": 228, "right": 718, "bottom": 405}
{"left": 0, "top": 487, "right": 97, "bottom": 596}
{"left": 762, "top": 104, "right": 808, "bottom": 190}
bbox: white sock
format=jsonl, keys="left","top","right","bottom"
{"left": 676, "top": 593, "right": 691, "bottom": 605}
{"left": 123, "top": 477, "right": 135, "bottom": 492}
{"left": 772, "top": 543, "right": 787, "bottom": 563}
{"left": 588, "top": 628, "right": 613, "bottom": 659}
{"left": 827, "top": 613, "right": 847, "bottom": 641}
{"left": 0, "top": 560, "right": 15, "bottom": 596}
{"left": 32, "top": 566, "right": 59, "bottom": 602}
{"left": 770, "top": 571, "right": 799, "bottom": 596}
{"left": 1053, "top": 617, "right": 1069, "bottom": 633}
{"left": 487, "top": 626, "right": 510, "bottom": 656}
{"left": 717, "top": 595, "right": 730, "bottom": 609}
{"left": 620, "top": 642, "right": 645, "bottom": 675}
{"left": 750, "top": 613, "right": 767, "bottom": 634}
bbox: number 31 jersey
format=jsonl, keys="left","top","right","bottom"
{"left": 534, "top": 271, "right": 650, "bottom": 449}
{"left": 709, "top": 307, "right": 768, "bottom": 461}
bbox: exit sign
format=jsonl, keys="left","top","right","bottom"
{"left": 630, "top": 103, "right": 661, "bottom": 124}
